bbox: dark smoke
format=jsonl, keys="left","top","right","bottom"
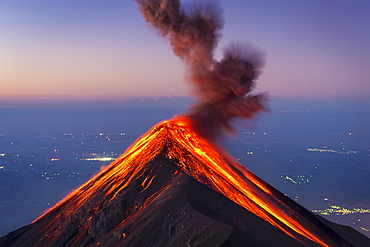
{"left": 135, "top": 0, "right": 267, "bottom": 141}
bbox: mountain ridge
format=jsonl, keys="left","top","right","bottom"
{"left": 1, "top": 119, "right": 369, "bottom": 246}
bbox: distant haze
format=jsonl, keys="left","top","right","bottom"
{"left": 1, "top": 0, "right": 370, "bottom": 100}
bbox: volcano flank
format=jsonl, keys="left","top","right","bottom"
{"left": 1, "top": 120, "right": 369, "bottom": 247}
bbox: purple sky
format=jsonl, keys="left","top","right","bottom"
{"left": 1, "top": 0, "right": 369, "bottom": 101}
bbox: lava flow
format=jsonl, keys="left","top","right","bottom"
{"left": 1, "top": 0, "right": 369, "bottom": 245}
{"left": 11, "top": 118, "right": 349, "bottom": 247}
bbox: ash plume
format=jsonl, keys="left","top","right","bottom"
{"left": 135, "top": 0, "right": 267, "bottom": 140}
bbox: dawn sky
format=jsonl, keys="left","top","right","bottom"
{"left": 1, "top": 0, "right": 369, "bottom": 101}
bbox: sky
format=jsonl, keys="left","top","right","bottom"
{"left": 1, "top": 0, "right": 370, "bottom": 101}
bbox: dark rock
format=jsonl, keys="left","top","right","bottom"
{"left": 1, "top": 121, "right": 369, "bottom": 247}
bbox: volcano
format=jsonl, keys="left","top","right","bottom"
{"left": 1, "top": 119, "right": 369, "bottom": 247}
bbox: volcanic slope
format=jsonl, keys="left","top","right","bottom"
{"left": 1, "top": 120, "right": 369, "bottom": 247}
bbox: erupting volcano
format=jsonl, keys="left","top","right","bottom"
{"left": 1, "top": 119, "right": 370, "bottom": 246}
{"left": 2, "top": 0, "right": 370, "bottom": 246}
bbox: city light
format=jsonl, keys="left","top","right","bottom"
{"left": 81, "top": 157, "right": 116, "bottom": 161}
{"left": 307, "top": 148, "right": 358, "bottom": 154}
{"left": 281, "top": 175, "right": 310, "bottom": 184}
{"left": 312, "top": 205, "right": 370, "bottom": 216}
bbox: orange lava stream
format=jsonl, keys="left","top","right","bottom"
{"left": 31, "top": 124, "right": 167, "bottom": 245}
{"left": 32, "top": 118, "right": 335, "bottom": 246}
{"left": 162, "top": 119, "right": 332, "bottom": 246}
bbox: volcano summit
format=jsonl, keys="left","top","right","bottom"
{"left": 1, "top": 119, "right": 369, "bottom": 247}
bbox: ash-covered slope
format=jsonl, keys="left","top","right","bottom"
{"left": 1, "top": 120, "right": 369, "bottom": 247}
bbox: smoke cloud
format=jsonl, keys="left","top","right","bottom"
{"left": 135, "top": 0, "right": 267, "bottom": 141}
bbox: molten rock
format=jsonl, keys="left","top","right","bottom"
{"left": 1, "top": 120, "right": 369, "bottom": 246}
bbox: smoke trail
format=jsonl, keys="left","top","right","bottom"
{"left": 135, "top": 0, "right": 267, "bottom": 141}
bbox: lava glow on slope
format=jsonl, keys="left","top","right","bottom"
{"left": 32, "top": 119, "right": 338, "bottom": 246}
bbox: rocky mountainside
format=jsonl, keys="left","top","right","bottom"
{"left": 1, "top": 120, "right": 369, "bottom": 247}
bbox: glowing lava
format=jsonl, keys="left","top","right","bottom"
{"left": 23, "top": 119, "right": 352, "bottom": 246}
